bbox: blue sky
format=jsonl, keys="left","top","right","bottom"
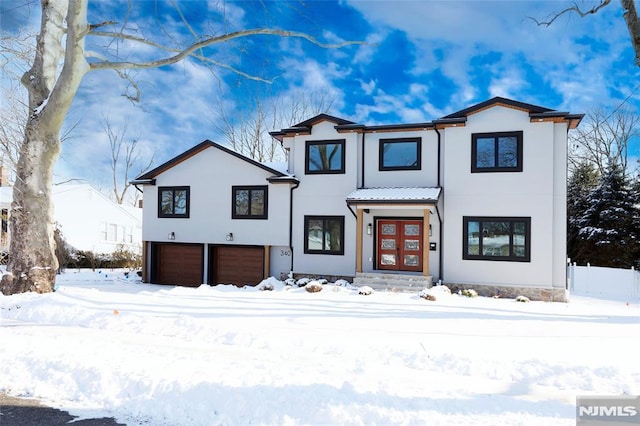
{"left": 1, "top": 0, "right": 639, "bottom": 194}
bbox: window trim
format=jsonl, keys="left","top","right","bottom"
{"left": 158, "top": 186, "right": 190, "bottom": 218}
{"left": 303, "top": 215, "right": 345, "bottom": 255}
{"left": 471, "top": 131, "right": 523, "bottom": 173}
{"left": 232, "top": 185, "right": 268, "bottom": 220}
{"left": 463, "top": 216, "right": 531, "bottom": 262}
{"left": 305, "top": 139, "right": 346, "bottom": 175}
{"left": 379, "top": 137, "right": 422, "bottom": 171}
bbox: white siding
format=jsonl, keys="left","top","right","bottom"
{"left": 442, "top": 106, "right": 565, "bottom": 290}
{"left": 52, "top": 185, "right": 142, "bottom": 254}
{"left": 364, "top": 130, "right": 439, "bottom": 188}
{"left": 142, "top": 146, "right": 290, "bottom": 247}
{"left": 288, "top": 121, "right": 359, "bottom": 276}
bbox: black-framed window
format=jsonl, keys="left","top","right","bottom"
{"left": 471, "top": 131, "right": 523, "bottom": 172}
{"left": 305, "top": 140, "right": 345, "bottom": 174}
{"left": 463, "top": 216, "right": 531, "bottom": 262}
{"left": 379, "top": 138, "right": 421, "bottom": 171}
{"left": 158, "top": 186, "right": 190, "bottom": 218}
{"left": 304, "top": 216, "right": 344, "bottom": 255}
{"left": 232, "top": 185, "right": 268, "bottom": 219}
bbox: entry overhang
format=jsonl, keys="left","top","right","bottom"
{"left": 346, "top": 187, "right": 441, "bottom": 208}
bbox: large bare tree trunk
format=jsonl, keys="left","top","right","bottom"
{"left": 1, "top": 0, "right": 89, "bottom": 295}
{"left": 3, "top": 125, "right": 61, "bottom": 293}
{"left": 0, "top": 0, "right": 360, "bottom": 295}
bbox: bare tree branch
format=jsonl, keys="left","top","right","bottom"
{"left": 102, "top": 115, "right": 155, "bottom": 204}
{"left": 532, "top": 0, "right": 640, "bottom": 68}
{"left": 569, "top": 108, "right": 639, "bottom": 176}
{"left": 88, "top": 28, "right": 365, "bottom": 72}
{"left": 529, "top": 0, "right": 612, "bottom": 26}
{"left": 215, "top": 89, "right": 335, "bottom": 162}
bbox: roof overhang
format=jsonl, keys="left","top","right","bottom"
{"left": 346, "top": 187, "right": 441, "bottom": 208}
{"left": 529, "top": 112, "right": 584, "bottom": 129}
{"left": 267, "top": 175, "right": 299, "bottom": 184}
{"left": 129, "top": 178, "right": 156, "bottom": 186}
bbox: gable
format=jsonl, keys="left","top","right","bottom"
{"left": 132, "top": 140, "right": 290, "bottom": 183}
{"left": 270, "top": 114, "right": 355, "bottom": 142}
{"left": 440, "top": 97, "right": 583, "bottom": 129}
{"left": 442, "top": 97, "right": 553, "bottom": 119}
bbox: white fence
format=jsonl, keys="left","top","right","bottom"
{"left": 568, "top": 263, "right": 640, "bottom": 300}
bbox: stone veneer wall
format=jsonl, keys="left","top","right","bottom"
{"left": 291, "top": 272, "right": 355, "bottom": 283}
{"left": 447, "top": 283, "right": 569, "bottom": 302}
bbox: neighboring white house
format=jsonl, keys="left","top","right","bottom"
{"left": 1, "top": 184, "right": 142, "bottom": 256}
{"left": 132, "top": 97, "right": 583, "bottom": 301}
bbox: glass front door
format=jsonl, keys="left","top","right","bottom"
{"left": 377, "top": 220, "right": 423, "bottom": 272}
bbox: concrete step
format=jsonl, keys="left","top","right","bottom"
{"left": 354, "top": 272, "right": 433, "bottom": 292}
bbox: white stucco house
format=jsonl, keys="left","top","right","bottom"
{"left": 132, "top": 97, "right": 583, "bottom": 301}
{"left": 1, "top": 184, "right": 142, "bottom": 256}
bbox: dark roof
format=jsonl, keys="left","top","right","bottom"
{"left": 336, "top": 122, "right": 434, "bottom": 133}
{"left": 270, "top": 96, "right": 583, "bottom": 140}
{"left": 441, "top": 96, "right": 553, "bottom": 119}
{"left": 293, "top": 113, "right": 355, "bottom": 128}
{"left": 133, "top": 140, "right": 290, "bottom": 182}
{"left": 269, "top": 114, "right": 356, "bottom": 141}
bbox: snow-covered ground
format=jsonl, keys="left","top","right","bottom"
{"left": 1, "top": 270, "right": 638, "bottom": 426}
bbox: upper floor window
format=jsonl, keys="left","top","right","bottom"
{"left": 471, "top": 131, "right": 523, "bottom": 173}
{"left": 304, "top": 216, "right": 344, "bottom": 255}
{"left": 158, "top": 186, "right": 190, "bottom": 218}
{"left": 232, "top": 186, "right": 268, "bottom": 219}
{"left": 305, "top": 140, "right": 345, "bottom": 174}
{"left": 379, "top": 138, "right": 421, "bottom": 171}
{"left": 463, "top": 216, "right": 531, "bottom": 262}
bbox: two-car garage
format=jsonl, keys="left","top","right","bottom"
{"left": 149, "top": 243, "right": 266, "bottom": 287}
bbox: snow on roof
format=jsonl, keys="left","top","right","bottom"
{"left": 346, "top": 187, "right": 441, "bottom": 203}
{"left": 262, "top": 161, "right": 290, "bottom": 176}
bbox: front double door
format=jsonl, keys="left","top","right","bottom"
{"left": 377, "top": 219, "right": 423, "bottom": 272}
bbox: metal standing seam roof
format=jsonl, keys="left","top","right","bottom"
{"left": 346, "top": 187, "right": 442, "bottom": 203}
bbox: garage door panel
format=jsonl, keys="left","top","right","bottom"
{"left": 213, "top": 246, "right": 264, "bottom": 286}
{"left": 157, "top": 244, "right": 203, "bottom": 287}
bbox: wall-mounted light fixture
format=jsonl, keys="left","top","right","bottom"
{"left": 226, "top": 232, "right": 234, "bottom": 241}
{"left": 367, "top": 223, "right": 372, "bottom": 236}
{"left": 429, "top": 224, "right": 432, "bottom": 237}
{"left": 168, "top": 231, "right": 175, "bottom": 240}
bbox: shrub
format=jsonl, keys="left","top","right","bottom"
{"left": 259, "top": 282, "right": 274, "bottom": 291}
{"left": 358, "top": 285, "right": 373, "bottom": 295}
{"left": 461, "top": 288, "right": 478, "bottom": 298}
{"left": 54, "top": 225, "right": 72, "bottom": 273}
{"left": 516, "top": 295, "right": 530, "bottom": 303}
{"left": 296, "top": 277, "right": 311, "bottom": 287}
{"left": 418, "top": 288, "right": 437, "bottom": 301}
{"left": 110, "top": 244, "right": 142, "bottom": 269}
{"left": 305, "top": 281, "right": 323, "bottom": 293}
{"left": 431, "top": 285, "right": 451, "bottom": 295}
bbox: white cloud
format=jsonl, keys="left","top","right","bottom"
{"left": 345, "top": 0, "right": 634, "bottom": 113}
{"left": 360, "top": 79, "right": 376, "bottom": 95}
{"left": 353, "top": 84, "right": 435, "bottom": 124}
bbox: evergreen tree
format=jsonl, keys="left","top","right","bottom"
{"left": 567, "top": 162, "right": 599, "bottom": 264}
{"left": 631, "top": 170, "right": 640, "bottom": 268}
{"left": 575, "top": 162, "right": 638, "bottom": 268}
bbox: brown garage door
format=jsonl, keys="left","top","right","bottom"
{"left": 155, "top": 244, "right": 203, "bottom": 287}
{"left": 211, "top": 246, "right": 264, "bottom": 287}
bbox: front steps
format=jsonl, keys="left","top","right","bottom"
{"left": 353, "top": 272, "right": 433, "bottom": 292}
